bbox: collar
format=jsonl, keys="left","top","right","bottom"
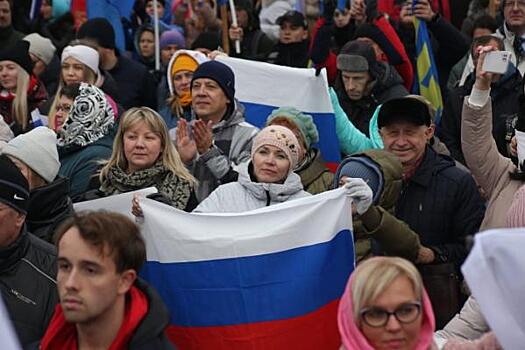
{"left": 403, "top": 147, "right": 433, "bottom": 187}
{"left": 0, "top": 228, "right": 29, "bottom": 274}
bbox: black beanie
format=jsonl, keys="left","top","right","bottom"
{"left": 0, "top": 155, "right": 29, "bottom": 214}
{"left": 77, "top": 18, "right": 116, "bottom": 49}
{"left": 0, "top": 40, "right": 33, "bottom": 75}
{"left": 191, "top": 61, "right": 235, "bottom": 102}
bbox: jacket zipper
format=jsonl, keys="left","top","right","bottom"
{"left": 265, "top": 190, "right": 271, "bottom": 206}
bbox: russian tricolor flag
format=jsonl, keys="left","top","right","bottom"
{"left": 217, "top": 56, "right": 341, "bottom": 170}
{"left": 139, "top": 188, "right": 355, "bottom": 349}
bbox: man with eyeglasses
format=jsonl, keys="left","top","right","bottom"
{"left": 496, "top": 0, "right": 525, "bottom": 75}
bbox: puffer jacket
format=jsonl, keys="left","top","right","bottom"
{"left": 194, "top": 160, "right": 310, "bottom": 213}
{"left": 435, "top": 296, "right": 489, "bottom": 343}
{"left": 296, "top": 148, "right": 334, "bottom": 195}
{"left": 0, "top": 227, "right": 57, "bottom": 347}
{"left": 341, "top": 149, "right": 421, "bottom": 263}
{"left": 461, "top": 95, "right": 522, "bottom": 230}
{"left": 190, "top": 100, "right": 259, "bottom": 202}
{"left": 395, "top": 146, "right": 485, "bottom": 268}
{"left": 334, "top": 61, "right": 408, "bottom": 136}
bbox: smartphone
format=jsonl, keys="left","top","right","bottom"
{"left": 483, "top": 51, "right": 511, "bottom": 74}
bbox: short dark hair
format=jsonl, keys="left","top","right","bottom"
{"left": 472, "top": 15, "right": 498, "bottom": 36}
{"left": 59, "top": 83, "right": 81, "bottom": 100}
{"left": 54, "top": 211, "right": 146, "bottom": 273}
{"left": 471, "top": 35, "right": 505, "bottom": 59}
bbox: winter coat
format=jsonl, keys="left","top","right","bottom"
{"left": 435, "top": 296, "right": 489, "bottom": 343}
{"left": 334, "top": 61, "right": 408, "bottom": 136}
{"left": 133, "top": 24, "right": 156, "bottom": 73}
{"left": 26, "top": 176, "right": 74, "bottom": 243}
{"left": 395, "top": 146, "right": 484, "bottom": 268}
{"left": 189, "top": 100, "right": 259, "bottom": 202}
{"left": 58, "top": 132, "right": 114, "bottom": 200}
{"left": 194, "top": 161, "right": 310, "bottom": 213}
{"left": 296, "top": 148, "right": 334, "bottom": 195}
{"left": 1, "top": 228, "right": 57, "bottom": 347}
{"left": 345, "top": 149, "right": 421, "bottom": 263}
{"left": 266, "top": 40, "right": 310, "bottom": 68}
{"left": 441, "top": 67, "right": 523, "bottom": 164}
{"left": 228, "top": 28, "right": 275, "bottom": 62}
{"left": 461, "top": 96, "right": 523, "bottom": 230}
{"left": 0, "top": 78, "right": 48, "bottom": 136}
{"left": 108, "top": 54, "right": 157, "bottom": 110}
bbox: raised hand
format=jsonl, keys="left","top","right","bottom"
{"left": 175, "top": 119, "right": 197, "bottom": 163}
{"left": 192, "top": 119, "right": 214, "bottom": 155}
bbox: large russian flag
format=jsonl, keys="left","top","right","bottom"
{"left": 138, "top": 188, "right": 355, "bottom": 349}
{"left": 216, "top": 56, "right": 341, "bottom": 169}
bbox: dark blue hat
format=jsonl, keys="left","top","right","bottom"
{"left": 191, "top": 60, "right": 235, "bottom": 102}
{"left": 334, "top": 155, "right": 384, "bottom": 204}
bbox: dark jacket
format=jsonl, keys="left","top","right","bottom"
{"left": 109, "top": 53, "right": 157, "bottom": 110}
{"left": 395, "top": 147, "right": 485, "bottom": 268}
{"left": 296, "top": 148, "right": 334, "bottom": 195}
{"left": 335, "top": 61, "right": 408, "bottom": 136}
{"left": 26, "top": 177, "right": 74, "bottom": 243}
{"left": 0, "top": 25, "right": 24, "bottom": 49}
{"left": 128, "top": 279, "right": 176, "bottom": 350}
{"left": 1, "top": 228, "right": 57, "bottom": 347}
{"left": 266, "top": 40, "right": 310, "bottom": 68}
{"left": 440, "top": 67, "right": 523, "bottom": 164}
{"left": 229, "top": 28, "right": 275, "bottom": 62}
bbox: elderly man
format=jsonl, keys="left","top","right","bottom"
{"left": 0, "top": 154, "right": 57, "bottom": 346}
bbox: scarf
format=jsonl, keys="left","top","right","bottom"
{"left": 100, "top": 161, "right": 192, "bottom": 210}
{"left": 40, "top": 286, "right": 148, "bottom": 350}
{"left": 338, "top": 268, "right": 435, "bottom": 350}
{"left": 57, "top": 83, "right": 114, "bottom": 148}
{"left": 178, "top": 90, "right": 192, "bottom": 107}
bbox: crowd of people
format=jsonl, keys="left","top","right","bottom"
{"left": 0, "top": 0, "right": 524, "bottom": 348}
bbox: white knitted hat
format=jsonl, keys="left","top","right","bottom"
{"left": 23, "top": 33, "right": 56, "bottom": 66}
{"left": 2, "top": 127, "right": 60, "bottom": 183}
{"left": 61, "top": 45, "right": 100, "bottom": 78}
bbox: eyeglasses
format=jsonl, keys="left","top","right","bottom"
{"left": 56, "top": 104, "right": 72, "bottom": 113}
{"left": 504, "top": 0, "right": 525, "bottom": 9}
{"left": 360, "top": 302, "right": 421, "bottom": 328}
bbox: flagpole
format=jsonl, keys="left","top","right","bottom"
{"left": 228, "top": 0, "right": 241, "bottom": 54}
{"left": 153, "top": 0, "right": 160, "bottom": 71}
{"left": 220, "top": 3, "right": 230, "bottom": 54}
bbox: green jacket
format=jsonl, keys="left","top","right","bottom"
{"left": 351, "top": 149, "right": 421, "bottom": 263}
{"left": 296, "top": 148, "right": 334, "bottom": 195}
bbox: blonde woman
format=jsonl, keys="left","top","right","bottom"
{"left": 338, "top": 257, "right": 436, "bottom": 350}
{"left": 0, "top": 40, "right": 47, "bottom": 135}
{"left": 48, "top": 42, "right": 119, "bottom": 130}
{"left": 99, "top": 107, "right": 198, "bottom": 211}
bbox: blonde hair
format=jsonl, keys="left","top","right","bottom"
{"left": 12, "top": 66, "right": 30, "bottom": 130}
{"left": 99, "top": 107, "right": 196, "bottom": 185}
{"left": 351, "top": 257, "right": 423, "bottom": 321}
{"left": 49, "top": 61, "right": 98, "bottom": 129}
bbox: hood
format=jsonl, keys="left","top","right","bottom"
{"left": 166, "top": 49, "right": 209, "bottom": 95}
{"left": 237, "top": 161, "right": 305, "bottom": 203}
{"left": 129, "top": 278, "right": 172, "bottom": 347}
{"left": 210, "top": 99, "right": 247, "bottom": 132}
{"left": 372, "top": 61, "right": 404, "bottom": 94}
{"left": 134, "top": 24, "right": 156, "bottom": 64}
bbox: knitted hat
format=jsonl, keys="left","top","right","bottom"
{"left": 2, "top": 127, "right": 60, "bottom": 183}
{"left": 23, "top": 33, "right": 56, "bottom": 66}
{"left": 337, "top": 40, "right": 378, "bottom": 74}
{"left": 167, "top": 50, "right": 208, "bottom": 95}
{"left": 77, "top": 18, "right": 116, "bottom": 49}
{"left": 0, "top": 40, "right": 34, "bottom": 75}
{"left": 61, "top": 45, "right": 100, "bottom": 78}
{"left": 171, "top": 53, "right": 198, "bottom": 76}
{"left": 192, "top": 60, "right": 235, "bottom": 102}
{"left": 251, "top": 125, "right": 300, "bottom": 172}
{"left": 266, "top": 107, "right": 319, "bottom": 149}
{"left": 334, "top": 155, "right": 384, "bottom": 204}
{"left": 0, "top": 154, "right": 29, "bottom": 214}
{"left": 377, "top": 96, "right": 432, "bottom": 128}
{"left": 160, "top": 29, "right": 186, "bottom": 50}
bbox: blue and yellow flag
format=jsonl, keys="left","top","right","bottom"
{"left": 412, "top": 15, "right": 443, "bottom": 125}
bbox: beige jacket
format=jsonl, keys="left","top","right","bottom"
{"left": 461, "top": 97, "right": 522, "bottom": 230}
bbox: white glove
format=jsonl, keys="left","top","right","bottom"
{"left": 343, "top": 177, "right": 373, "bottom": 215}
